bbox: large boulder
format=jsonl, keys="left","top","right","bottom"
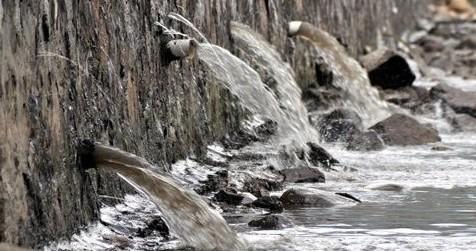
{"left": 346, "top": 131, "right": 385, "bottom": 151}
{"left": 369, "top": 114, "right": 441, "bottom": 146}
{"left": 430, "top": 83, "right": 476, "bottom": 118}
{"left": 279, "top": 167, "right": 325, "bottom": 183}
{"left": 280, "top": 188, "right": 357, "bottom": 208}
{"left": 360, "top": 48, "right": 416, "bottom": 89}
{"left": 248, "top": 215, "right": 293, "bottom": 230}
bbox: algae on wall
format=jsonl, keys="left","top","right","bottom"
{"left": 0, "top": 0, "right": 427, "bottom": 247}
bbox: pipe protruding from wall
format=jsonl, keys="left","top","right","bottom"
{"left": 287, "top": 21, "right": 303, "bottom": 37}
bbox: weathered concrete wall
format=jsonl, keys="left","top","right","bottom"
{"left": 0, "top": 0, "right": 427, "bottom": 248}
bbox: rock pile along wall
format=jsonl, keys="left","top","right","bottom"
{"left": 0, "top": 0, "right": 427, "bottom": 248}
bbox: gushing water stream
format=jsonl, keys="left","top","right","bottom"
{"left": 289, "top": 21, "right": 391, "bottom": 127}
{"left": 88, "top": 142, "right": 247, "bottom": 250}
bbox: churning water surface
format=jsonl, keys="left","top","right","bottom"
{"left": 240, "top": 133, "right": 476, "bottom": 251}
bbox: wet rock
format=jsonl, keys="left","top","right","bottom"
{"left": 431, "top": 144, "right": 453, "bottom": 151}
{"left": 416, "top": 35, "right": 446, "bottom": 52}
{"left": 195, "top": 170, "right": 228, "bottom": 195}
{"left": 280, "top": 188, "right": 356, "bottom": 208}
{"left": 368, "top": 183, "right": 404, "bottom": 192}
{"left": 360, "top": 48, "right": 416, "bottom": 89}
{"left": 303, "top": 86, "right": 345, "bottom": 112}
{"left": 251, "top": 196, "right": 284, "bottom": 213}
{"left": 381, "top": 86, "right": 430, "bottom": 110}
{"left": 243, "top": 178, "right": 283, "bottom": 198}
{"left": 248, "top": 215, "right": 293, "bottom": 230}
{"left": 240, "top": 192, "right": 258, "bottom": 205}
{"left": 214, "top": 190, "right": 244, "bottom": 205}
{"left": 307, "top": 142, "right": 340, "bottom": 168}
{"left": 279, "top": 167, "right": 325, "bottom": 183}
{"left": 316, "top": 109, "right": 362, "bottom": 143}
{"left": 370, "top": 114, "right": 441, "bottom": 146}
{"left": 137, "top": 217, "right": 170, "bottom": 239}
{"left": 451, "top": 113, "right": 476, "bottom": 132}
{"left": 346, "top": 131, "right": 385, "bottom": 151}
{"left": 223, "top": 119, "right": 278, "bottom": 149}
{"left": 335, "top": 192, "right": 362, "bottom": 203}
{"left": 431, "top": 83, "right": 476, "bottom": 118}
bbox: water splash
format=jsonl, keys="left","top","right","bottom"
{"left": 290, "top": 21, "right": 391, "bottom": 127}
{"left": 90, "top": 143, "right": 247, "bottom": 250}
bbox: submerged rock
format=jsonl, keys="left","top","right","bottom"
{"left": 248, "top": 215, "right": 293, "bottom": 230}
{"left": 370, "top": 114, "right": 441, "bottom": 146}
{"left": 346, "top": 131, "right": 385, "bottom": 151}
{"left": 280, "top": 188, "right": 357, "bottom": 208}
{"left": 279, "top": 167, "right": 325, "bottom": 183}
{"left": 251, "top": 196, "right": 284, "bottom": 213}
{"left": 307, "top": 142, "right": 340, "bottom": 168}
{"left": 430, "top": 83, "right": 476, "bottom": 118}
{"left": 367, "top": 183, "right": 405, "bottom": 192}
{"left": 360, "top": 48, "right": 416, "bottom": 89}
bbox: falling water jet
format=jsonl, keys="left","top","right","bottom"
{"left": 77, "top": 140, "right": 247, "bottom": 250}
{"left": 287, "top": 21, "right": 391, "bottom": 127}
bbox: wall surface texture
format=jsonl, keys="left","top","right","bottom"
{"left": 0, "top": 0, "right": 427, "bottom": 247}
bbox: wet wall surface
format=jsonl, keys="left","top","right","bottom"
{"left": 0, "top": 0, "right": 427, "bottom": 247}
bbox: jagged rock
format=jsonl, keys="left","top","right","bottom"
{"left": 196, "top": 170, "right": 228, "bottom": 195}
{"left": 280, "top": 188, "right": 357, "bottom": 208}
{"left": 346, "top": 131, "right": 385, "bottom": 151}
{"left": 451, "top": 113, "right": 476, "bottom": 132}
{"left": 243, "top": 178, "right": 283, "bottom": 198}
{"left": 370, "top": 114, "right": 441, "bottom": 146}
{"left": 307, "top": 142, "right": 340, "bottom": 168}
{"left": 136, "top": 217, "right": 170, "bottom": 239}
{"left": 248, "top": 215, "right": 293, "bottom": 230}
{"left": 214, "top": 190, "right": 244, "bottom": 205}
{"left": 222, "top": 119, "right": 278, "bottom": 149}
{"left": 316, "top": 109, "right": 362, "bottom": 143}
{"left": 279, "top": 167, "right": 325, "bottom": 183}
{"left": 251, "top": 196, "right": 284, "bottom": 213}
{"left": 430, "top": 83, "right": 476, "bottom": 118}
{"left": 360, "top": 48, "right": 416, "bottom": 89}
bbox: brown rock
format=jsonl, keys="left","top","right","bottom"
{"left": 370, "top": 114, "right": 441, "bottom": 146}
